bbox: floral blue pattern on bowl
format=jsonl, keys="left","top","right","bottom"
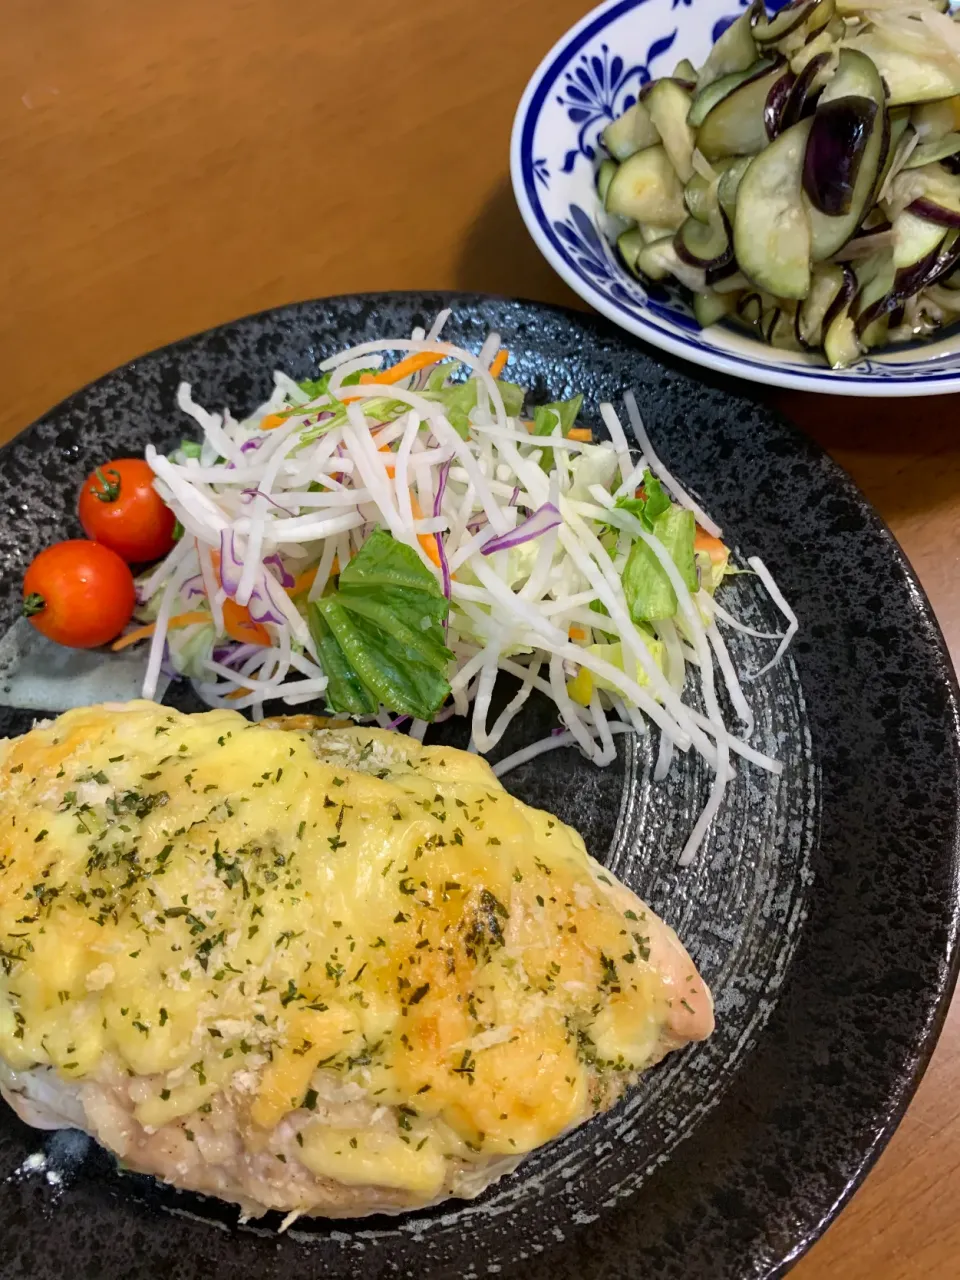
{"left": 510, "top": 0, "right": 960, "bottom": 396}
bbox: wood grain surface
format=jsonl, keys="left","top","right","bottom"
{"left": 2, "top": 2, "right": 958, "bottom": 1274}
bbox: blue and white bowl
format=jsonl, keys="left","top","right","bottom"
{"left": 510, "top": 0, "right": 960, "bottom": 396}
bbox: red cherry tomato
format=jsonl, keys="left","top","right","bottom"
{"left": 78, "top": 458, "right": 175, "bottom": 563}
{"left": 22, "top": 541, "right": 136, "bottom": 649}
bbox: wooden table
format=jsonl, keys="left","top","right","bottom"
{"left": 1, "top": 1, "right": 958, "bottom": 1274}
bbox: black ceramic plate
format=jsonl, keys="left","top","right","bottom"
{"left": 0, "top": 293, "right": 958, "bottom": 1280}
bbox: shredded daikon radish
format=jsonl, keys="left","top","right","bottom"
{"left": 622, "top": 391, "right": 722, "bottom": 538}
{"left": 137, "top": 315, "right": 798, "bottom": 865}
{"left": 743, "top": 556, "right": 799, "bottom": 679}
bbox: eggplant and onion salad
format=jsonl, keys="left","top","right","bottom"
{"left": 598, "top": 0, "right": 960, "bottom": 368}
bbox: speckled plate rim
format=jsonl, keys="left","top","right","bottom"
{"left": 0, "top": 292, "right": 959, "bottom": 1279}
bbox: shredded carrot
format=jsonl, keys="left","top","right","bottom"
{"left": 110, "top": 611, "right": 211, "bottom": 652}
{"left": 378, "top": 441, "right": 396, "bottom": 478}
{"left": 409, "top": 492, "right": 442, "bottom": 568}
{"left": 488, "top": 349, "right": 509, "bottom": 379}
{"left": 225, "top": 686, "right": 252, "bottom": 700}
{"left": 260, "top": 413, "right": 287, "bottom": 431}
{"left": 222, "top": 598, "right": 270, "bottom": 646}
{"left": 522, "top": 418, "right": 591, "bottom": 443}
{"left": 364, "top": 350, "right": 443, "bottom": 387}
{"left": 568, "top": 624, "right": 587, "bottom": 642}
{"left": 288, "top": 566, "right": 318, "bottom": 597}
{"left": 695, "top": 527, "right": 727, "bottom": 565}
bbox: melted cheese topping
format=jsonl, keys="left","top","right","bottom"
{"left": 0, "top": 702, "right": 711, "bottom": 1193}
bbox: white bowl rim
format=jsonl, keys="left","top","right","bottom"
{"left": 510, "top": 0, "right": 960, "bottom": 398}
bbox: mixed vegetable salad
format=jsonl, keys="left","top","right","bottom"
{"left": 600, "top": 0, "right": 960, "bottom": 367}
{"left": 20, "top": 313, "right": 796, "bottom": 863}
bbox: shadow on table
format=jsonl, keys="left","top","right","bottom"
{"left": 452, "top": 177, "right": 585, "bottom": 310}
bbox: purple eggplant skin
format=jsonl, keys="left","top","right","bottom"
{"left": 753, "top": 0, "right": 818, "bottom": 45}
{"left": 820, "top": 265, "right": 858, "bottom": 335}
{"left": 706, "top": 256, "right": 740, "bottom": 286}
{"left": 764, "top": 69, "right": 798, "bottom": 139}
{"left": 674, "top": 207, "right": 735, "bottom": 272}
{"left": 803, "top": 97, "right": 879, "bottom": 216}
{"left": 855, "top": 235, "right": 960, "bottom": 336}
{"left": 779, "top": 53, "right": 830, "bottom": 134}
{"left": 906, "top": 197, "right": 960, "bottom": 229}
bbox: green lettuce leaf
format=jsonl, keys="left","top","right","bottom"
{"left": 307, "top": 530, "right": 452, "bottom": 720}
{"left": 420, "top": 379, "right": 528, "bottom": 438}
{"left": 621, "top": 506, "right": 697, "bottom": 622}
{"left": 531, "top": 393, "right": 583, "bottom": 438}
{"left": 297, "top": 374, "right": 332, "bottom": 399}
{"left": 614, "top": 469, "right": 671, "bottom": 530}
{"left": 531, "top": 394, "right": 584, "bottom": 471}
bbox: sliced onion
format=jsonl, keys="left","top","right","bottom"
{"left": 480, "top": 502, "right": 561, "bottom": 555}
{"left": 264, "top": 552, "right": 295, "bottom": 588}
{"left": 219, "top": 528, "right": 244, "bottom": 596}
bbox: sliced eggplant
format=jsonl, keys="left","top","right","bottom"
{"left": 907, "top": 197, "right": 960, "bottom": 229}
{"left": 675, "top": 212, "right": 733, "bottom": 270}
{"left": 684, "top": 172, "right": 713, "bottom": 222}
{"left": 596, "top": 159, "right": 618, "bottom": 205}
{"left": 645, "top": 79, "right": 696, "bottom": 183}
{"left": 888, "top": 162, "right": 960, "bottom": 221}
{"left": 635, "top": 238, "right": 707, "bottom": 290}
{"left": 897, "top": 225, "right": 960, "bottom": 294}
{"left": 617, "top": 227, "right": 647, "bottom": 275}
{"left": 712, "top": 270, "right": 751, "bottom": 293}
{"left": 693, "top": 288, "right": 738, "bottom": 327}
{"left": 638, "top": 221, "right": 678, "bottom": 244}
{"left": 802, "top": 97, "right": 878, "bottom": 215}
{"left": 696, "top": 5, "right": 760, "bottom": 91}
{"left": 674, "top": 58, "right": 699, "bottom": 82}
{"left": 823, "top": 302, "right": 861, "bottom": 367}
{"left": 602, "top": 101, "right": 660, "bottom": 162}
{"left": 796, "top": 263, "right": 852, "bottom": 346}
{"left": 688, "top": 59, "right": 774, "bottom": 129}
{"left": 634, "top": 242, "right": 672, "bottom": 281}
{"left": 753, "top": 0, "right": 822, "bottom": 47}
{"left": 764, "top": 67, "right": 797, "bottom": 138}
{"left": 852, "top": 250, "right": 896, "bottom": 344}
{"left": 844, "top": 33, "right": 960, "bottom": 106}
{"left": 911, "top": 97, "right": 960, "bottom": 143}
{"left": 736, "top": 291, "right": 765, "bottom": 327}
{"left": 765, "top": 305, "right": 804, "bottom": 351}
{"left": 718, "top": 156, "right": 753, "bottom": 216}
{"left": 804, "top": 50, "right": 888, "bottom": 261}
{"left": 893, "top": 208, "right": 951, "bottom": 269}
{"left": 697, "top": 58, "right": 793, "bottom": 160}
{"left": 734, "top": 118, "right": 813, "bottom": 299}
{"left": 778, "top": 51, "right": 833, "bottom": 134}
{"left": 904, "top": 133, "right": 960, "bottom": 170}
{"left": 604, "top": 146, "right": 686, "bottom": 227}
{"left": 789, "top": 30, "right": 838, "bottom": 81}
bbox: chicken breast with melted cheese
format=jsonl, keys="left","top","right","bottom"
{"left": 0, "top": 702, "right": 713, "bottom": 1217}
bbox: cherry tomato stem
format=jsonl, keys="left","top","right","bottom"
{"left": 78, "top": 457, "right": 175, "bottom": 563}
